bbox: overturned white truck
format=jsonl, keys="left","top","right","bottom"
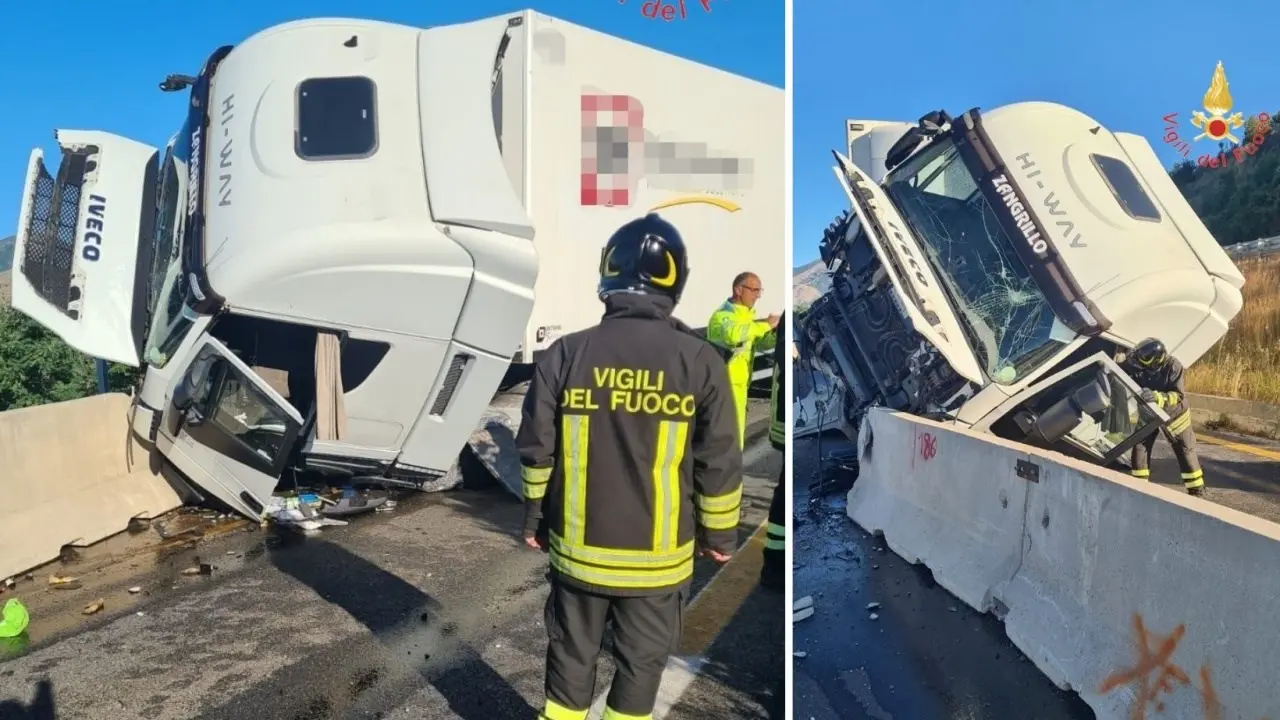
{"left": 799, "top": 104, "right": 1244, "bottom": 472}
{"left": 10, "top": 12, "right": 783, "bottom": 520}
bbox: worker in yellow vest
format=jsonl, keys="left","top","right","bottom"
{"left": 707, "top": 272, "right": 778, "bottom": 448}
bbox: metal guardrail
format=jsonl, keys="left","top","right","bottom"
{"left": 1224, "top": 235, "right": 1280, "bottom": 260}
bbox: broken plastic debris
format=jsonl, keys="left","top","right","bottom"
{"left": 792, "top": 607, "right": 814, "bottom": 623}
{"left": 128, "top": 587, "right": 142, "bottom": 594}
{"left": 793, "top": 651, "right": 808, "bottom": 658}
{"left": 0, "top": 599, "right": 30, "bottom": 638}
{"left": 793, "top": 596, "right": 814, "bottom": 612}
{"left": 321, "top": 495, "right": 387, "bottom": 518}
{"left": 865, "top": 602, "right": 880, "bottom": 611}
{"left": 181, "top": 564, "right": 213, "bottom": 576}
{"left": 83, "top": 599, "right": 105, "bottom": 615}
{"left": 48, "top": 575, "right": 77, "bottom": 586}
{"left": 869, "top": 613, "right": 880, "bottom": 620}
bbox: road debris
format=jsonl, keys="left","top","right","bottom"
{"left": 794, "top": 651, "right": 808, "bottom": 658}
{"left": 865, "top": 602, "right": 880, "bottom": 611}
{"left": 0, "top": 599, "right": 30, "bottom": 638}
{"left": 82, "top": 599, "right": 105, "bottom": 615}
{"left": 793, "top": 595, "right": 815, "bottom": 623}
{"left": 128, "top": 586, "right": 143, "bottom": 594}
{"left": 48, "top": 575, "right": 77, "bottom": 586}
{"left": 181, "top": 563, "right": 213, "bottom": 576}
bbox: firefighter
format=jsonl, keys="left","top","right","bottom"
{"left": 517, "top": 213, "right": 744, "bottom": 720}
{"left": 1122, "top": 337, "right": 1206, "bottom": 496}
{"left": 708, "top": 272, "right": 779, "bottom": 448}
{"left": 760, "top": 312, "right": 787, "bottom": 592}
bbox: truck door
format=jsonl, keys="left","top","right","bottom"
{"left": 161, "top": 336, "right": 304, "bottom": 519}
{"left": 971, "top": 351, "right": 1169, "bottom": 469}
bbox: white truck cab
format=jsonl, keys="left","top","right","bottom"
{"left": 12, "top": 16, "right": 538, "bottom": 518}
{"left": 801, "top": 103, "right": 1245, "bottom": 469}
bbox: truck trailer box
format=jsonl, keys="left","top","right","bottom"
{"left": 494, "top": 13, "right": 785, "bottom": 358}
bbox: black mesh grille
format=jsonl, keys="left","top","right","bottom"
{"left": 21, "top": 148, "right": 94, "bottom": 318}
{"left": 429, "top": 354, "right": 471, "bottom": 416}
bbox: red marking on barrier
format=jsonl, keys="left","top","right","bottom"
{"left": 917, "top": 432, "right": 937, "bottom": 462}
{"left": 1098, "top": 614, "right": 1270, "bottom": 719}
{"left": 1099, "top": 614, "right": 1190, "bottom": 716}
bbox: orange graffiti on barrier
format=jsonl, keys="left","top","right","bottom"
{"left": 1099, "top": 613, "right": 1272, "bottom": 720}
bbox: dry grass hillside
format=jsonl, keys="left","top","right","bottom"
{"left": 0, "top": 270, "right": 10, "bottom": 306}
{"left": 1186, "top": 255, "right": 1280, "bottom": 403}
{"left": 793, "top": 259, "right": 828, "bottom": 308}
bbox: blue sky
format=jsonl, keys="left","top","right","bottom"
{"left": 794, "top": 0, "right": 1279, "bottom": 267}
{"left": 0, "top": 0, "right": 782, "bottom": 240}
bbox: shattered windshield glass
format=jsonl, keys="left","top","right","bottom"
{"left": 884, "top": 138, "right": 1065, "bottom": 384}
{"left": 143, "top": 123, "right": 197, "bottom": 369}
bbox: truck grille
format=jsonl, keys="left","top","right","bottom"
{"left": 22, "top": 148, "right": 93, "bottom": 317}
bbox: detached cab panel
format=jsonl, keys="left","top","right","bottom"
{"left": 12, "top": 131, "right": 159, "bottom": 366}
{"left": 161, "top": 335, "right": 304, "bottom": 519}
{"left": 831, "top": 151, "right": 985, "bottom": 384}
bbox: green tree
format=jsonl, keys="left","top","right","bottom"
{"left": 0, "top": 306, "right": 140, "bottom": 411}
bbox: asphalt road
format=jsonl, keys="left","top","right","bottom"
{"left": 790, "top": 434, "right": 1095, "bottom": 720}
{"left": 791, "top": 424, "right": 1280, "bottom": 720}
{"left": 0, "top": 406, "right": 782, "bottom": 720}
{"left": 1149, "top": 427, "right": 1280, "bottom": 522}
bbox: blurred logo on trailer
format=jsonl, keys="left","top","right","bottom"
{"left": 580, "top": 91, "right": 753, "bottom": 208}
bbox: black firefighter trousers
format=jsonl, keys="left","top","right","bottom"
{"left": 1130, "top": 411, "right": 1205, "bottom": 492}
{"left": 542, "top": 580, "right": 683, "bottom": 719}
{"left": 762, "top": 466, "right": 785, "bottom": 584}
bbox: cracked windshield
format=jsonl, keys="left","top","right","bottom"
{"left": 885, "top": 139, "right": 1066, "bottom": 384}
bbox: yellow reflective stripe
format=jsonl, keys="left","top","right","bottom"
{"left": 1183, "top": 475, "right": 1206, "bottom": 489}
{"left": 699, "top": 507, "right": 740, "bottom": 530}
{"left": 1131, "top": 468, "right": 1151, "bottom": 478}
{"left": 563, "top": 414, "right": 590, "bottom": 545}
{"left": 602, "top": 707, "right": 652, "bottom": 720}
{"left": 550, "top": 532, "right": 693, "bottom": 566}
{"left": 696, "top": 486, "right": 742, "bottom": 513}
{"left": 550, "top": 550, "right": 693, "bottom": 589}
{"left": 1167, "top": 410, "right": 1192, "bottom": 435}
{"left": 541, "top": 699, "right": 588, "bottom": 720}
{"left": 522, "top": 466, "right": 551, "bottom": 500}
{"left": 652, "top": 420, "right": 688, "bottom": 552}
{"left": 1166, "top": 391, "right": 1182, "bottom": 406}
{"left": 696, "top": 484, "right": 742, "bottom": 530}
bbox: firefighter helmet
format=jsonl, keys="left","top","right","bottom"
{"left": 1131, "top": 337, "right": 1169, "bottom": 368}
{"left": 598, "top": 213, "right": 690, "bottom": 304}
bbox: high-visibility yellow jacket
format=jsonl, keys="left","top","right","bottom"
{"left": 707, "top": 300, "right": 776, "bottom": 448}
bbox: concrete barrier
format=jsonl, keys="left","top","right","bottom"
{"left": 0, "top": 393, "right": 182, "bottom": 580}
{"left": 849, "top": 409, "right": 1280, "bottom": 719}
{"left": 1187, "top": 391, "right": 1280, "bottom": 440}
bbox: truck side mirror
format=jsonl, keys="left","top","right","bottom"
{"left": 1023, "top": 380, "right": 1112, "bottom": 443}
{"left": 172, "top": 375, "right": 197, "bottom": 411}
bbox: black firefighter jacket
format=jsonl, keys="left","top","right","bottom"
{"left": 1123, "top": 354, "right": 1190, "bottom": 421}
{"left": 516, "top": 293, "right": 744, "bottom": 597}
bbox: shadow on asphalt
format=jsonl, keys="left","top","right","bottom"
{"left": 266, "top": 538, "right": 537, "bottom": 720}
{"left": 672, "top": 585, "right": 785, "bottom": 720}
{"left": 0, "top": 678, "right": 55, "bottom": 720}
